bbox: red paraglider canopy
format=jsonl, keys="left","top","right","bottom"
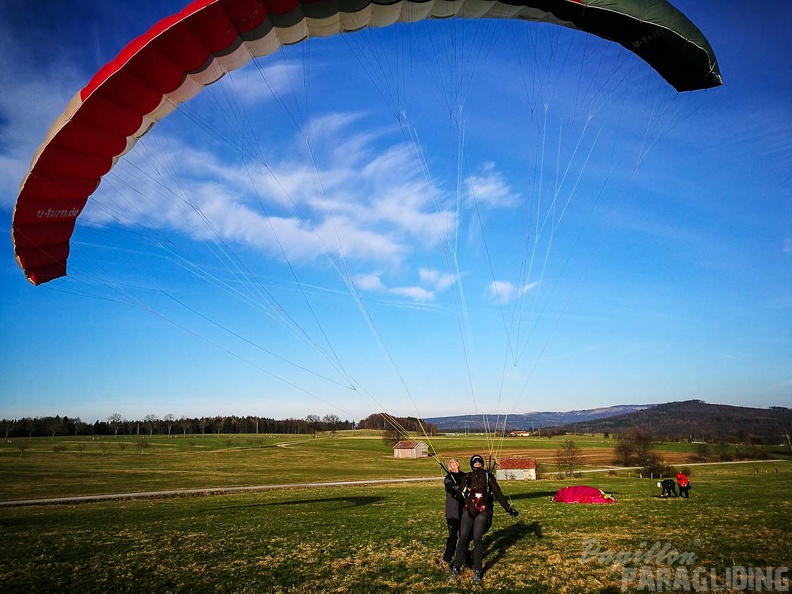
{"left": 553, "top": 485, "right": 616, "bottom": 504}
{"left": 11, "top": 0, "right": 722, "bottom": 286}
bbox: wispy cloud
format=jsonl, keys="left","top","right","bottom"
{"left": 464, "top": 162, "right": 521, "bottom": 209}
{"left": 390, "top": 286, "right": 435, "bottom": 301}
{"left": 0, "top": 62, "right": 85, "bottom": 208}
{"left": 488, "top": 280, "right": 537, "bottom": 304}
{"left": 83, "top": 109, "right": 460, "bottom": 273}
{"left": 354, "top": 273, "right": 386, "bottom": 291}
{"left": 419, "top": 267, "right": 458, "bottom": 291}
{"left": 352, "top": 266, "right": 459, "bottom": 303}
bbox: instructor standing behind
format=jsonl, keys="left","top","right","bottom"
{"left": 443, "top": 459, "right": 467, "bottom": 564}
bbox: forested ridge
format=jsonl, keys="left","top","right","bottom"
{"left": 556, "top": 400, "right": 791, "bottom": 445}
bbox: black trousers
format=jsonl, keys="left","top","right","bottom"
{"left": 444, "top": 517, "right": 460, "bottom": 563}
{"left": 445, "top": 518, "right": 472, "bottom": 564}
{"left": 452, "top": 510, "right": 492, "bottom": 571}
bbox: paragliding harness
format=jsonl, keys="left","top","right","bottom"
{"left": 463, "top": 469, "right": 491, "bottom": 520}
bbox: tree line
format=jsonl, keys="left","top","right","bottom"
{"left": 0, "top": 412, "right": 441, "bottom": 439}
{"left": 357, "top": 413, "right": 438, "bottom": 438}
{"left": 0, "top": 414, "right": 357, "bottom": 439}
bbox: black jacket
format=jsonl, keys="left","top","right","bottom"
{"left": 444, "top": 470, "right": 466, "bottom": 519}
{"left": 464, "top": 468, "right": 511, "bottom": 514}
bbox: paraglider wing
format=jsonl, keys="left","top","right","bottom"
{"left": 553, "top": 485, "right": 616, "bottom": 504}
{"left": 11, "top": 0, "right": 721, "bottom": 285}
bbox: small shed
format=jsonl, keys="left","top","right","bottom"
{"left": 496, "top": 457, "right": 537, "bottom": 481}
{"left": 393, "top": 440, "right": 429, "bottom": 459}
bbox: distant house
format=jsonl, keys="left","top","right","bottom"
{"left": 496, "top": 457, "right": 537, "bottom": 480}
{"left": 393, "top": 440, "right": 429, "bottom": 459}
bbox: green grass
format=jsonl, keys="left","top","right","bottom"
{"left": 0, "top": 465, "right": 789, "bottom": 593}
{"left": 0, "top": 435, "right": 789, "bottom": 593}
{"left": 1, "top": 433, "right": 786, "bottom": 501}
{"left": 0, "top": 434, "right": 440, "bottom": 500}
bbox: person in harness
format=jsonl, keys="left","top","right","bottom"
{"left": 449, "top": 454, "right": 518, "bottom": 583}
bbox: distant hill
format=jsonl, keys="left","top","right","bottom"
{"left": 555, "top": 400, "right": 792, "bottom": 444}
{"left": 424, "top": 404, "right": 654, "bottom": 432}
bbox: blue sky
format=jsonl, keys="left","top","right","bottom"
{"left": 0, "top": 0, "right": 790, "bottom": 424}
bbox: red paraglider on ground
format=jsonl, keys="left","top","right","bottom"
{"left": 553, "top": 485, "right": 616, "bottom": 504}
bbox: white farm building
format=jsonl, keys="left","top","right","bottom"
{"left": 496, "top": 457, "right": 537, "bottom": 480}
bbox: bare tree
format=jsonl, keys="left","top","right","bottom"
{"left": 556, "top": 439, "right": 582, "bottom": 477}
{"left": 694, "top": 441, "right": 711, "bottom": 461}
{"left": 21, "top": 417, "right": 34, "bottom": 439}
{"left": 323, "top": 414, "right": 340, "bottom": 437}
{"left": 771, "top": 407, "right": 792, "bottom": 454}
{"left": 47, "top": 417, "right": 63, "bottom": 440}
{"left": 306, "top": 415, "right": 321, "bottom": 437}
{"left": 108, "top": 413, "right": 124, "bottom": 437}
{"left": 614, "top": 428, "right": 655, "bottom": 466}
{"left": 632, "top": 429, "right": 654, "bottom": 462}
{"left": 614, "top": 437, "right": 635, "bottom": 466}
{"left": 717, "top": 441, "right": 733, "bottom": 461}
{"left": 163, "top": 414, "right": 175, "bottom": 437}
{"left": 143, "top": 414, "right": 159, "bottom": 437}
{"left": 382, "top": 428, "right": 401, "bottom": 448}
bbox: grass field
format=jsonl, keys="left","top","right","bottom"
{"left": 1, "top": 434, "right": 789, "bottom": 593}
{"left": 0, "top": 432, "right": 708, "bottom": 500}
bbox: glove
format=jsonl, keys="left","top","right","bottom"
{"left": 508, "top": 506, "right": 519, "bottom": 518}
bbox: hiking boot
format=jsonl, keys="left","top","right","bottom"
{"left": 473, "top": 569, "right": 482, "bottom": 583}
{"left": 448, "top": 566, "right": 460, "bottom": 580}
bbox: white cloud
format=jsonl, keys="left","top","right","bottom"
{"left": 351, "top": 266, "right": 462, "bottom": 304}
{"left": 352, "top": 274, "right": 435, "bottom": 302}
{"left": 390, "top": 286, "right": 435, "bottom": 301}
{"left": 464, "top": 162, "right": 520, "bottom": 209}
{"left": 354, "top": 273, "right": 385, "bottom": 291}
{"left": 488, "top": 280, "right": 537, "bottom": 304}
{"left": 489, "top": 280, "right": 515, "bottom": 303}
{"left": 79, "top": 110, "right": 462, "bottom": 273}
{"left": 0, "top": 69, "right": 85, "bottom": 209}
{"left": 239, "top": 59, "right": 311, "bottom": 106}
{"left": 419, "top": 267, "right": 457, "bottom": 291}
